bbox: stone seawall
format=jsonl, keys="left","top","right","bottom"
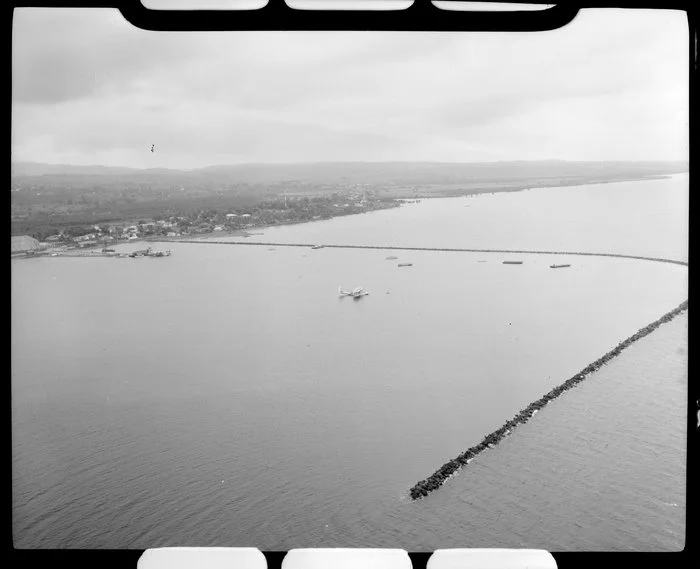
{"left": 407, "top": 299, "right": 688, "bottom": 500}
{"left": 173, "top": 240, "right": 688, "bottom": 267}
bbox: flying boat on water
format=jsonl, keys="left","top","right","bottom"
{"left": 338, "top": 285, "right": 369, "bottom": 299}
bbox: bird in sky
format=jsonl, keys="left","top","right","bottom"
{"left": 150, "top": 144, "right": 155, "bottom": 153}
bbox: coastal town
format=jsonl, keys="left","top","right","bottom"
{"left": 10, "top": 190, "right": 399, "bottom": 257}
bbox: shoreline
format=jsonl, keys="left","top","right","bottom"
{"left": 408, "top": 299, "right": 689, "bottom": 500}
{"left": 12, "top": 172, "right": 685, "bottom": 249}
{"left": 376, "top": 173, "right": 679, "bottom": 199}
{"left": 150, "top": 204, "right": 400, "bottom": 244}
{"left": 168, "top": 173, "right": 682, "bottom": 243}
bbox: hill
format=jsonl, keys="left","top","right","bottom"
{"left": 11, "top": 159, "right": 688, "bottom": 186}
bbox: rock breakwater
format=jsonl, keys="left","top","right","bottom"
{"left": 174, "top": 241, "right": 688, "bottom": 267}
{"left": 408, "top": 299, "right": 688, "bottom": 500}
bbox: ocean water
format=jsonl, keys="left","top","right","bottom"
{"left": 11, "top": 175, "right": 687, "bottom": 550}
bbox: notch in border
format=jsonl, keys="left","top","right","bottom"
{"left": 119, "top": 0, "right": 579, "bottom": 32}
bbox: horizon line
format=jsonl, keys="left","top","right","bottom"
{"left": 11, "top": 157, "right": 691, "bottom": 173}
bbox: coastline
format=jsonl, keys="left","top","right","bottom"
{"left": 12, "top": 173, "right": 685, "bottom": 250}
{"left": 151, "top": 173, "right": 683, "bottom": 244}
{"left": 377, "top": 174, "right": 678, "bottom": 200}
{"left": 144, "top": 205, "right": 398, "bottom": 245}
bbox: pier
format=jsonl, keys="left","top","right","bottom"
{"left": 41, "top": 250, "right": 124, "bottom": 258}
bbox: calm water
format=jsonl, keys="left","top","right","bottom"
{"left": 12, "top": 175, "right": 687, "bottom": 550}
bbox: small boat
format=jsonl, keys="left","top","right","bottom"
{"left": 311, "top": 245, "right": 324, "bottom": 250}
{"left": 503, "top": 261, "right": 523, "bottom": 265}
{"left": 398, "top": 263, "right": 413, "bottom": 267}
{"left": 550, "top": 264, "right": 571, "bottom": 269}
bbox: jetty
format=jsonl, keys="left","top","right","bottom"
{"left": 407, "top": 299, "right": 688, "bottom": 500}
{"left": 171, "top": 240, "right": 688, "bottom": 267}
{"left": 170, "top": 240, "right": 687, "bottom": 266}
{"left": 43, "top": 250, "right": 123, "bottom": 258}
{"left": 36, "top": 246, "right": 172, "bottom": 259}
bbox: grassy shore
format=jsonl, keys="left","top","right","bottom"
{"left": 166, "top": 174, "right": 679, "bottom": 243}
{"left": 17, "top": 172, "right": 684, "bottom": 250}
{"left": 377, "top": 174, "right": 675, "bottom": 199}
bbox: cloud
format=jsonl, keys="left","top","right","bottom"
{"left": 11, "top": 7, "right": 689, "bottom": 167}
{"left": 12, "top": 8, "right": 207, "bottom": 104}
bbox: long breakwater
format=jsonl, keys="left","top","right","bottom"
{"left": 178, "top": 239, "right": 688, "bottom": 500}
{"left": 172, "top": 240, "right": 688, "bottom": 267}
{"left": 407, "top": 299, "right": 688, "bottom": 500}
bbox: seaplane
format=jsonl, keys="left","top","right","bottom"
{"left": 338, "top": 285, "right": 369, "bottom": 299}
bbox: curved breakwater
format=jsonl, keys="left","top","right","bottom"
{"left": 173, "top": 240, "right": 688, "bottom": 267}
{"left": 408, "top": 299, "right": 688, "bottom": 500}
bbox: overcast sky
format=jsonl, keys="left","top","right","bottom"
{"left": 12, "top": 7, "right": 688, "bottom": 169}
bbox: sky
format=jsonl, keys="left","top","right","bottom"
{"left": 11, "top": 6, "right": 689, "bottom": 169}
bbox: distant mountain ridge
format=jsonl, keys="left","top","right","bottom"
{"left": 10, "top": 159, "right": 689, "bottom": 185}
{"left": 11, "top": 162, "right": 142, "bottom": 177}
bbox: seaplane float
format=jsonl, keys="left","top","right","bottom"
{"left": 338, "top": 286, "right": 369, "bottom": 299}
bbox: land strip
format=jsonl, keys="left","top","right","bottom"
{"left": 11, "top": 159, "right": 687, "bottom": 241}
